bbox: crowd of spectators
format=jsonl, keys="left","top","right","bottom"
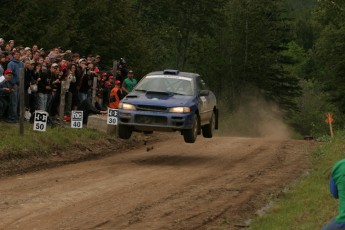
{"left": 0, "top": 38, "right": 137, "bottom": 123}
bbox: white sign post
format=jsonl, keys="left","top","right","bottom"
{"left": 107, "top": 108, "right": 118, "bottom": 125}
{"left": 71, "top": 110, "right": 83, "bottom": 129}
{"left": 33, "top": 110, "right": 48, "bottom": 132}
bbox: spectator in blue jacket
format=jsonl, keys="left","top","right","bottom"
{"left": 7, "top": 50, "right": 24, "bottom": 122}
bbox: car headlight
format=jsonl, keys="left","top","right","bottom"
{"left": 119, "top": 103, "right": 136, "bottom": 110}
{"left": 169, "top": 107, "right": 191, "bottom": 113}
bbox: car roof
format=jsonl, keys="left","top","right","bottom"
{"left": 146, "top": 70, "right": 200, "bottom": 79}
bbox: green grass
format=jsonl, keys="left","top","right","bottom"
{"left": 249, "top": 132, "right": 345, "bottom": 230}
{"left": 0, "top": 122, "right": 108, "bottom": 159}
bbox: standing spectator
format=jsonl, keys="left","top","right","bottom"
{"left": 118, "top": 58, "right": 128, "bottom": 77}
{"left": 72, "top": 53, "right": 80, "bottom": 64}
{"left": 7, "top": 50, "right": 24, "bottom": 122}
{"left": 29, "top": 63, "right": 42, "bottom": 113}
{"left": 0, "top": 70, "right": 15, "bottom": 120}
{"left": 0, "top": 54, "right": 4, "bottom": 77}
{"left": 24, "top": 60, "right": 35, "bottom": 109}
{"left": 94, "top": 55, "right": 104, "bottom": 70}
{"left": 109, "top": 80, "right": 125, "bottom": 109}
{"left": 48, "top": 47, "right": 60, "bottom": 63}
{"left": 37, "top": 64, "right": 54, "bottom": 112}
{"left": 86, "top": 54, "right": 93, "bottom": 63}
{"left": 103, "top": 81, "right": 112, "bottom": 109}
{"left": 32, "top": 51, "right": 40, "bottom": 63}
{"left": 122, "top": 70, "right": 137, "bottom": 94}
{"left": 63, "top": 63, "right": 77, "bottom": 117}
{"left": 115, "top": 69, "right": 124, "bottom": 84}
{"left": 50, "top": 63, "right": 62, "bottom": 118}
{"left": 0, "top": 38, "right": 5, "bottom": 51}
{"left": 78, "top": 66, "right": 93, "bottom": 102}
{"left": 322, "top": 159, "right": 345, "bottom": 230}
{"left": 95, "top": 72, "right": 105, "bottom": 109}
{"left": 8, "top": 40, "right": 14, "bottom": 51}
{"left": 32, "top": 44, "right": 38, "bottom": 53}
{"left": 42, "top": 56, "right": 51, "bottom": 73}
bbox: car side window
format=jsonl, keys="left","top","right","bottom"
{"left": 197, "top": 77, "right": 207, "bottom": 91}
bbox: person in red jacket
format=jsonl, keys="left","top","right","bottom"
{"left": 109, "top": 80, "right": 125, "bottom": 109}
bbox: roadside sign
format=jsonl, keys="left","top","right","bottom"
{"left": 33, "top": 110, "right": 48, "bottom": 132}
{"left": 325, "top": 113, "right": 334, "bottom": 137}
{"left": 71, "top": 111, "right": 83, "bottom": 129}
{"left": 325, "top": 113, "right": 334, "bottom": 124}
{"left": 107, "top": 108, "right": 118, "bottom": 125}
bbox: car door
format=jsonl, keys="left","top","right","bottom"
{"left": 196, "top": 77, "right": 211, "bottom": 124}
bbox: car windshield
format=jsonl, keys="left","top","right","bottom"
{"left": 135, "top": 75, "right": 194, "bottom": 96}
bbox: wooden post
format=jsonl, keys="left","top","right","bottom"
{"left": 92, "top": 77, "right": 97, "bottom": 106}
{"left": 325, "top": 113, "right": 334, "bottom": 138}
{"left": 19, "top": 68, "right": 25, "bottom": 135}
{"left": 329, "top": 120, "right": 334, "bottom": 138}
{"left": 59, "top": 81, "right": 66, "bottom": 122}
{"left": 112, "top": 60, "right": 118, "bottom": 79}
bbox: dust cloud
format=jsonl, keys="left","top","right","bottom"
{"left": 218, "top": 94, "right": 295, "bottom": 139}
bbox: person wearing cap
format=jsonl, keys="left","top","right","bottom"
{"left": 108, "top": 75, "right": 115, "bottom": 88}
{"left": 7, "top": 50, "right": 24, "bottom": 122}
{"left": 122, "top": 70, "right": 137, "bottom": 94}
{"left": 109, "top": 80, "right": 125, "bottom": 109}
{"left": 0, "top": 70, "right": 15, "bottom": 121}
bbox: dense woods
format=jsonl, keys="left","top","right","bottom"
{"left": 0, "top": 0, "right": 344, "bottom": 137}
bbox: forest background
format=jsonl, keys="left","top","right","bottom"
{"left": 0, "top": 0, "right": 343, "bottom": 138}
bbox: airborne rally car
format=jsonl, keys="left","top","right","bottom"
{"left": 117, "top": 70, "right": 218, "bottom": 143}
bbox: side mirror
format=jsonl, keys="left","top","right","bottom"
{"left": 199, "top": 90, "right": 209, "bottom": 96}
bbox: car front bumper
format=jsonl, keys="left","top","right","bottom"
{"left": 118, "top": 110, "right": 195, "bottom": 132}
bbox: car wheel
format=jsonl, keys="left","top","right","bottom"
{"left": 202, "top": 112, "right": 215, "bottom": 138}
{"left": 118, "top": 124, "right": 132, "bottom": 139}
{"left": 183, "top": 114, "right": 199, "bottom": 143}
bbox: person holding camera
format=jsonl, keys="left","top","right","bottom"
{"left": 0, "top": 70, "right": 15, "bottom": 121}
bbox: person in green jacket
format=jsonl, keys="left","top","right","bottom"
{"left": 322, "top": 159, "right": 345, "bottom": 230}
{"left": 122, "top": 70, "right": 137, "bottom": 94}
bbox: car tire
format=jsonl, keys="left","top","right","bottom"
{"left": 118, "top": 124, "right": 132, "bottom": 139}
{"left": 202, "top": 112, "right": 215, "bottom": 138}
{"left": 183, "top": 114, "right": 199, "bottom": 143}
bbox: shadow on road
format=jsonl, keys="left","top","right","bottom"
{"left": 132, "top": 155, "right": 214, "bottom": 167}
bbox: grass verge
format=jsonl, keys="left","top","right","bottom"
{"left": 249, "top": 132, "right": 345, "bottom": 230}
{"left": 0, "top": 122, "right": 108, "bottom": 156}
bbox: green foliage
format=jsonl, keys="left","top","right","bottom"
{"left": 0, "top": 0, "right": 344, "bottom": 136}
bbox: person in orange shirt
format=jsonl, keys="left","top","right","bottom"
{"left": 109, "top": 80, "right": 125, "bottom": 109}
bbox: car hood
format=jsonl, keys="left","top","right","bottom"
{"left": 121, "top": 91, "right": 194, "bottom": 107}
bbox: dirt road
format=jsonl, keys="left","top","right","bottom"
{"left": 0, "top": 136, "right": 314, "bottom": 230}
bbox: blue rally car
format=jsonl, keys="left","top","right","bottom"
{"left": 118, "top": 70, "right": 218, "bottom": 143}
